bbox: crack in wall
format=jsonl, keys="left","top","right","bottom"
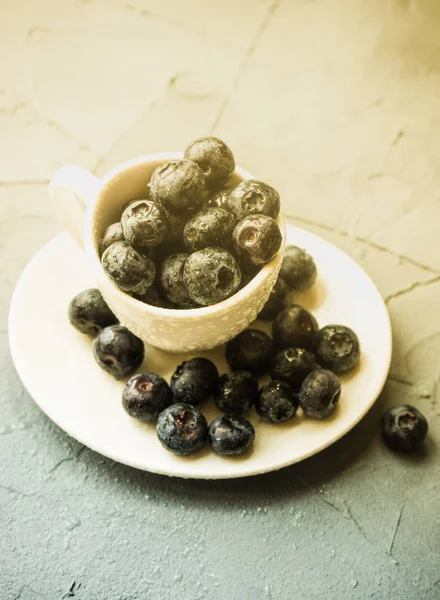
{"left": 48, "top": 445, "right": 87, "bottom": 475}
{"left": 210, "top": 0, "right": 282, "bottom": 133}
{"left": 285, "top": 213, "right": 440, "bottom": 275}
{"left": 0, "top": 83, "right": 93, "bottom": 155}
{"left": 0, "top": 483, "right": 35, "bottom": 497}
{"left": 387, "top": 374, "right": 414, "bottom": 387}
{"left": 385, "top": 275, "right": 440, "bottom": 304}
{"left": 388, "top": 502, "right": 405, "bottom": 556}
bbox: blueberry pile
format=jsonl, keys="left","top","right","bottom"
{"left": 98, "top": 137, "right": 283, "bottom": 308}
{"left": 69, "top": 196, "right": 430, "bottom": 459}
{"left": 67, "top": 245, "right": 352, "bottom": 458}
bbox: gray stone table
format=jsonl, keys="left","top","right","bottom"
{"left": 1, "top": 0, "right": 439, "bottom": 598}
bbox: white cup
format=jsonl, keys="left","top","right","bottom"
{"left": 49, "top": 153, "right": 285, "bottom": 352}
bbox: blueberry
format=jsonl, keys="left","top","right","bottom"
{"left": 170, "top": 357, "right": 219, "bottom": 405}
{"left": 256, "top": 380, "right": 299, "bottom": 423}
{"left": 123, "top": 188, "right": 152, "bottom": 213}
{"left": 315, "top": 325, "right": 360, "bottom": 374}
{"left": 150, "top": 159, "right": 205, "bottom": 214}
{"left": 225, "top": 180, "right": 280, "bottom": 221}
{"left": 68, "top": 288, "right": 118, "bottom": 336}
{"left": 133, "top": 284, "right": 177, "bottom": 309}
{"left": 208, "top": 415, "right": 255, "bottom": 456}
{"left": 99, "top": 223, "right": 124, "bottom": 256}
{"left": 214, "top": 371, "right": 259, "bottom": 414}
{"left": 381, "top": 405, "right": 428, "bottom": 452}
{"left": 159, "top": 254, "right": 195, "bottom": 307}
{"left": 137, "top": 245, "right": 158, "bottom": 262}
{"left": 225, "top": 329, "right": 274, "bottom": 375}
{"left": 156, "top": 403, "right": 208, "bottom": 455}
{"left": 93, "top": 324, "right": 144, "bottom": 380}
{"left": 122, "top": 196, "right": 149, "bottom": 218}
{"left": 161, "top": 208, "right": 187, "bottom": 246}
{"left": 184, "top": 137, "right": 235, "bottom": 190}
{"left": 205, "top": 187, "right": 230, "bottom": 210}
{"left": 133, "top": 284, "right": 162, "bottom": 306}
{"left": 156, "top": 299, "right": 179, "bottom": 309}
{"left": 121, "top": 199, "right": 167, "bottom": 248}
{"left": 279, "top": 245, "right": 317, "bottom": 291}
{"left": 123, "top": 198, "right": 139, "bottom": 212}
{"left": 270, "top": 347, "right": 318, "bottom": 389}
{"left": 299, "top": 369, "right": 341, "bottom": 419}
{"left": 258, "top": 276, "right": 291, "bottom": 321}
{"left": 238, "top": 270, "right": 257, "bottom": 292}
{"left": 183, "top": 247, "right": 242, "bottom": 306}
{"left": 102, "top": 241, "right": 156, "bottom": 295}
{"left": 233, "top": 214, "right": 282, "bottom": 267}
{"left": 183, "top": 208, "right": 235, "bottom": 253}
{"left": 153, "top": 238, "right": 185, "bottom": 266}
{"left": 272, "top": 305, "right": 319, "bottom": 351}
{"left": 122, "top": 373, "right": 173, "bottom": 423}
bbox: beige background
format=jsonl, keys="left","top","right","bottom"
{"left": 1, "top": 1, "right": 439, "bottom": 598}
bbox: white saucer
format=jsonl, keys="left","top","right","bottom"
{"left": 9, "top": 226, "right": 392, "bottom": 479}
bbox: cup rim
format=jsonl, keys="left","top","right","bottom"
{"left": 85, "top": 152, "right": 286, "bottom": 320}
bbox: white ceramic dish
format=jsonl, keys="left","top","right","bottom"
{"left": 49, "top": 155, "right": 285, "bottom": 353}
{"left": 9, "top": 225, "right": 392, "bottom": 479}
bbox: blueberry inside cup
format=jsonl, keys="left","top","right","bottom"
{"left": 98, "top": 137, "right": 284, "bottom": 311}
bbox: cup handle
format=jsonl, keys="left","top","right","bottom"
{"left": 49, "top": 165, "right": 100, "bottom": 248}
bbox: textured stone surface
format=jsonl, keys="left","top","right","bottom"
{"left": 1, "top": 0, "right": 440, "bottom": 598}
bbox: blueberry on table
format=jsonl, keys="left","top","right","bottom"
{"left": 225, "top": 179, "right": 280, "bottom": 221}
{"left": 159, "top": 254, "right": 196, "bottom": 308}
{"left": 299, "top": 369, "right": 341, "bottom": 419}
{"left": 157, "top": 403, "right": 208, "bottom": 456}
{"left": 101, "top": 241, "right": 155, "bottom": 295}
{"left": 381, "top": 405, "right": 428, "bottom": 452}
{"left": 208, "top": 415, "right": 255, "bottom": 456}
{"left": 272, "top": 305, "right": 319, "bottom": 351}
{"left": 214, "top": 371, "right": 259, "bottom": 414}
{"left": 121, "top": 199, "right": 168, "bottom": 248}
{"left": 99, "top": 223, "right": 124, "bottom": 256}
{"left": 93, "top": 325, "right": 144, "bottom": 380}
{"left": 170, "top": 357, "right": 219, "bottom": 405}
{"left": 150, "top": 159, "right": 205, "bottom": 214}
{"left": 226, "top": 329, "right": 275, "bottom": 375}
{"left": 233, "top": 214, "right": 282, "bottom": 267}
{"left": 183, "top": 247, "right": 242, "bottom": 306}
{"left": 183, "top": 208, "right": 234, "bottom": 253}
{"left": 68, "top": 288, "right": 118, "bottom": 336}
{"left": 256, "top": 380, "right": 299, "bottom": 423}
{"left": 205, "top": 187, "right": 230, "bottom": 210}
{"left": 258, "top": 276, "right": 291, "bottom": 321}
{"left": 315, "top": 325, "right": 360, "bottom": 374}
{"left": 270, "top": 347, "right": 318, "bottom": 389}
{"left": 184, "top": 136, "right": 235, "bottom": 190}
{"left": 279, "top": 245, "right": 317, "bottom": 291}
{"left": 122, "top": 373, "right": 173, "bottom": 423}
